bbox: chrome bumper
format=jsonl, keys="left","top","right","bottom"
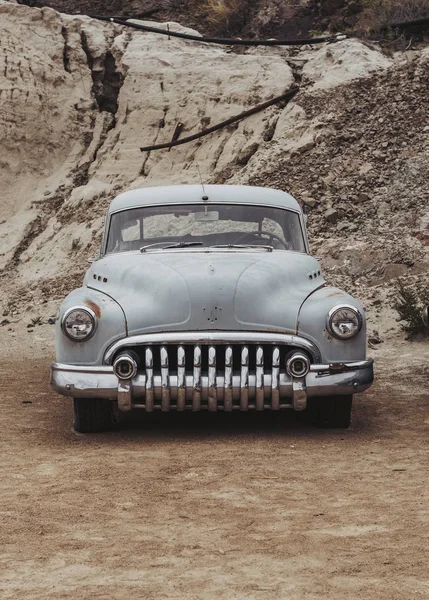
{"left": 50, "top": 359, "right": 374, "bottom": 412}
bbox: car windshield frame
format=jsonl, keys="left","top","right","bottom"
{"left": 102, "top": 202, "right": 308, "bottom": 256}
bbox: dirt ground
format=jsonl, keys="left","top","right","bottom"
{"left": 0, "top": 329, "right": 428, "bottom": 599}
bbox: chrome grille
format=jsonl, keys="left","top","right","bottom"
{"left": 120, "top": 342, "right": 313, "bottom": 411}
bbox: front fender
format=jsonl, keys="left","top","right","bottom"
{"left": 55, "top": 287, "right": 127, "bottom": 366}
{"left": 297, "top": 287, "right": 367, "bottom": 363}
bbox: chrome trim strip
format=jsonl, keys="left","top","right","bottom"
{"left": 109, "top": 202, "right": 303, "bottom": 218}
{"left": 104, "top": 331, "right": 321, "bottom": 364}
{"left": 224, "top": 346, "right": 233, "bottom": 412}
{"left": 208, "top": 346, "right": 217, "bottom": 412}
{"left": 255, "top": 346, "right": 264, "bottom": 411}
{"left": 177, "top": 345, "right": 186, "bottom": 411}
{"left": 52, "top": 363, "right": 114, "bottom": 374}
{"left": 193, "top": 345, "right": 201, "bottom": 411}
{"left": 271, "top": 347, "right": 280, "bottom": 410}
{"left": 160, "top": 346, "right": 170, "bottom": 411}
{"left": 240, "top": 346, "right": 249, "bottom": 411}
{"left": 310, "top": 359, "right": 373, "bottom": 372}
{"left": 145, "top": 347, "right": 154, "bottom": 412}
{"left": 51, "top": 358, "right": 373, "bottom": 376}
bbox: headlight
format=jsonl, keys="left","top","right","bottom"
{"left": 62, "top": 307, "right": 97, "bottom": 341}
{"left": 422, "top": 306, "right": 429, "bottom": 327}
{"left": 327, "top": 305, "right": 363, "bottom": 340}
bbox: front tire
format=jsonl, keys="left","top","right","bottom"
{"left": 306, "top": 395, "right": 352, "bottom": 428}
{"left": 73, "top": 398, "right": 114, "bottom": 433}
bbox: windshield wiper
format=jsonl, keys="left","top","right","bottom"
{"left": 140, "top": 241, "right": 203, "bottom": 252}
{"left": 210, "top": 244, "right": 273, "bottom": 252}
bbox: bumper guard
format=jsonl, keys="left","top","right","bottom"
{"left": 50, "top": 359, "right": 374, "bottom": 412}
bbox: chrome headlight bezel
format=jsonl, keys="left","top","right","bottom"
{"left": 327, "top": 304, "right": 363, "bottom": 340}
{"left": 422, "top": 306, "right": 429, "bottom": 327}
{"left": 61, "top": 306, "right": 97, "bottom": 342}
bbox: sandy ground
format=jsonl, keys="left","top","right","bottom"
{"left": 0, "top": 328, "right": 428, "bottom": 599}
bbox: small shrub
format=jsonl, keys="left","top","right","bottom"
{"left": 393, "top": 280, "right": 429, "bottom": 337}
{"left": 30, "top": 316, "right": 44, "bottom": 326}
{"left": 71, "top": 237, "right": 81, "bottom": 251}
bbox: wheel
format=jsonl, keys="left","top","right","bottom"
{"left": 73, "top": 398, "right": 115, "bottom": 433}
{"left": 306, "top": 395, "right": 352, "bottom": 428}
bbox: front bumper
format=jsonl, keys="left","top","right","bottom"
{"left": 50, "top": 359, "right": 374, "bottom": 412}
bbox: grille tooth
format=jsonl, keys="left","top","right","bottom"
{"left": 240, "top": 346, "right": 249, "bottom": 411}
{"left": 224, "top": 346, "right": 233, "bottom": 412}
{"left": 271, "top": 347, "right": 280, "bottom": 410}
{"left": 208, "top": 346, "right": 217, "bottom": 412}
{"left": 255, "top": 346, "right": 264, "bottom": 411}
{"left": 145, "top": 347, "right": 154, "bottom": 412}
{"left": 193, "top": 345, "right": 202, "bottom": 411}
{"left": 177, "top": 345, "right": 186, "bottom": 411}
{"left": 160, "top": 346, "right": 170, "bottom": 411}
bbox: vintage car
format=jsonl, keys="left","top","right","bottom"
{"left": 51, "top": 185, "right": 374, "bottom": 432}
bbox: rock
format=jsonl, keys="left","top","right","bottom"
{"left": 235, "top": 142, "right": 259, "bottom": 166}
{"left": 300, "top": 39, "right": 392, "bottom": 90}
{"left": 324, "top": 208, "right": 342, "bottom": 224}
{"left": 368, "top": 330, "right": 383, "bottom": 345}
{"left": 357, "top": 192, "right": 370, "bottom": 203}
{"left": 302, "top": 197, "right": 319, "bottom": 208}
{"left": 383, "top": 264, "right": 408, "bottom": 281}
{"left": 415, "top": 232, "right": 429, "bottom": 246}
{"left": 410, "top": 261, "right": 429, "bottom": 275}
{"left": 297, "top": 141, "right": 316, "bottom": 154}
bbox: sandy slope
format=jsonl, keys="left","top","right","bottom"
{"left": 3, "top": 2, "right": 427, "bottom": 334}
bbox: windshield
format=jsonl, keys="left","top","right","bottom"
{"left": 105, "top": 204, "right": 306, "bottom": 254}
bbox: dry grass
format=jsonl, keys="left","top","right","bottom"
{"left": 358, "top": 0, "right": 429, "bottom": 32}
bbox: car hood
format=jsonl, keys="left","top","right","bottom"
{"left": 85, "top": 250, "right": 325, "bottom": 335}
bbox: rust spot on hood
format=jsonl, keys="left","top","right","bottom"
{"left": 84, "top": 299, "right": 101, "bottom": 319}
{"left": 326, "top": 291, "right": 344, "bottom": 298}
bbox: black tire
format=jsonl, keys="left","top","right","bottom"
{"left": 306, "top": 395, "right": 352, "bottom": 428}
{"left": 73, "top": 398, "right": 114, "bottom": 433}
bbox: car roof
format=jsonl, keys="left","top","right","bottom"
{"left": 108, "top": 185, "right": 301, "bottom": 214}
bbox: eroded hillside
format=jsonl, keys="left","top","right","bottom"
{"left": 1, "top": 0, "right": 428, "bottom": 341}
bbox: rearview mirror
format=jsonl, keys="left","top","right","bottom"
{"left": 194, "top": 211, "right": 219, "bottom": 222}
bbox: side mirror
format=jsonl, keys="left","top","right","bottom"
{"left": 422, "top": 306, "right": 429, "bottom": 327}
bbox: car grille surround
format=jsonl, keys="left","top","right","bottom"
{"left": 106, "top": 334, "right": 321, "bottom": 411}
